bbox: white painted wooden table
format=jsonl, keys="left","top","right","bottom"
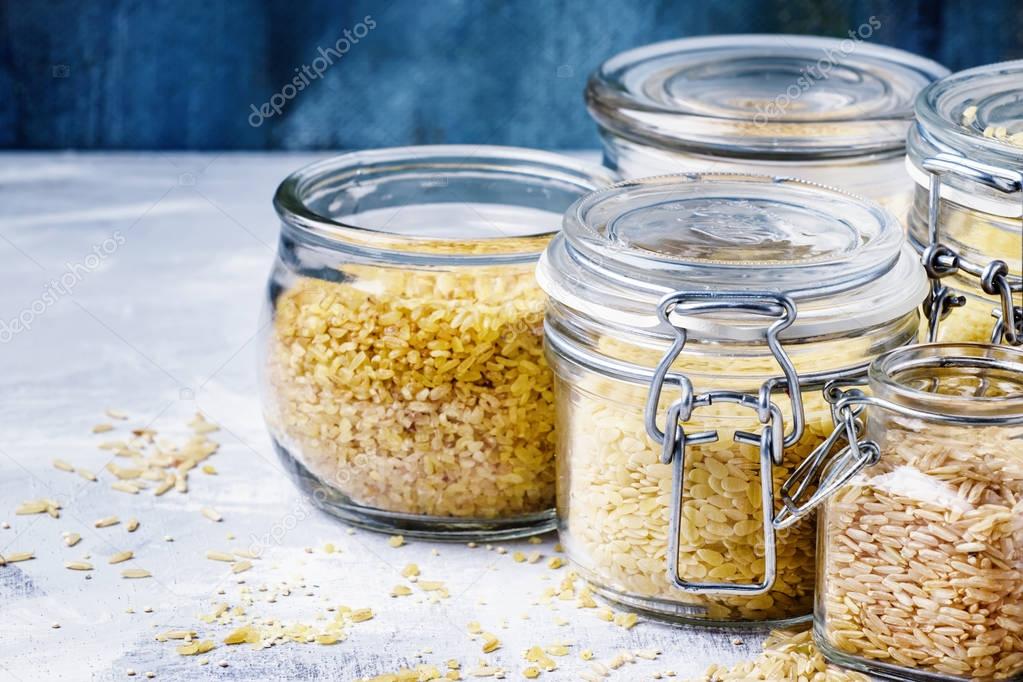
{"left": 0, "top": 152, "right": 774, "bottom": 681}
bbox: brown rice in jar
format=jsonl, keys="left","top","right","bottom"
{"left": 786, "top": 343, "right": 1023, "bottom": 680}
{"left": 537, "top": 173, "right": 927, "bottom": 626}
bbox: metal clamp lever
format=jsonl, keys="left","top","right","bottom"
{"left": 776, "top": 373, "right": 1023, "bottom": 528}
{"left": 643, "top": 290, "right": 799, "bottom": 595}
{"left": 982, "top": 261, "right": 1023, "bottom": 346}
{"left": 921, "top": 152, "right": 1023, "bottom": 345}
{"left": 775, "top": 385, "right": 879, "bottom": 530}
{"left": 662, "top": 397, "right": 780, "bottom": 595}
{"left": 992, "top": 306, "right": 1023, "bottom": 346}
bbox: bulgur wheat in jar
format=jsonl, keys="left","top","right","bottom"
{"left": 261, "top": 146, "right": 615, "bottom": 540}
{"left": 537, "top": 173, "right": 927, "bottom": 625}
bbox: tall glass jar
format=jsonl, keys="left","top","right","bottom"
{"left": 906, "top": 61, "right": 1023, "bottom": 347}
{"left": 783, "top": 344, "right": 1023, "bottom": 681}
{"left": 537, "top": 173, "right": 927, "bottom": 626}
{"left": 261, "top": 146, "right": 615, "bottom": 540}
{"left": 586, "top": 35, "right": 948, "bottom": 222}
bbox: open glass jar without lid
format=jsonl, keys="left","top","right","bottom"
{"left": 777, "top": 343, "right": 1023, "bottom": 681}
{"left": 260, "top": 145, "right": 615, "bottom": 540}
{"left": 586, "top": 34, "right": 948, "bottom": 222}
{"left": 907, "top": 61, "right": 1023, "bottom": 347}
{"left": 537, "top": 172, "right": 928, "bottom": 626}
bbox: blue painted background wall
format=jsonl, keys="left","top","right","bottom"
{"left": 2, "top": 0, "right": 1021, "bottom": 150}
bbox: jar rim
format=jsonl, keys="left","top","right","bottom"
{"left": 273, "top": 145, "right": 616, "bottom": 261}
{"left": 586, "top": 34, "right": 948, "bottom": 159}
{"left": 871, "top": 342, "right": 1023, "bottom": 413}
{"left": 905, "top": 61, "right": 1023, "bottom": 222}
{"left": 914, "top": 61, "right": 1023, "bottom": 170}
{"left": 538, "top": 172, "right": 928, "bottom": 341}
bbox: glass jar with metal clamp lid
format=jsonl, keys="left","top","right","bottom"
{"left": 906, "top": 61, "right": 1023, "bottom": 347}
{"left": 776, "top": 343, "right": 1023, "bottom": 681}
{"left": 536, "top": 172, "right": 927, "bottom": 626}
{"left": 586, "top": 35, "right": 948, "bottom": 222}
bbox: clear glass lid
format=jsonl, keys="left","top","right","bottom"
{"left": 587, "top": 35, "right": 948, "bottom": 158}
{"left": 537, "top": 173, "right": 927, "bottom": 340}
{"left": 907, "top": 60, "right": 1023, "bottom": 219}
{"left": 915, "top": 61, "right": 1023, "bottom": 164}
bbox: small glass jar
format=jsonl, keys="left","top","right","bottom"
{"left": 906, "top": 61, "right": 1023, "bottom": 347}
{"left": 261, "top": 145, "right": 615, "bottom": 540}
{"left": 586, "top": 35, "right": 948, "bottom": 221}
{"left": 537, "top": 172, "right": 927, "bottom": 626}
{"left": 781, "top": 343, "right": 1023, "bottom": 681}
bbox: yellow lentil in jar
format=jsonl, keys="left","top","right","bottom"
{"left": 264, "top": 263, "right": 555, "bottom": 519}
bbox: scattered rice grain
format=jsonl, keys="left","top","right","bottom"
{"left": 122, "top": 569, "right": 152, "bottom": 579}
{"left": 0, "top": 551, "right": 34, "bottom": 565}
{"left": 200, "top": 507, "right": 222, "bottom": 522}
{"left": 109, "top": 551, "right": 133, "bottom": 564}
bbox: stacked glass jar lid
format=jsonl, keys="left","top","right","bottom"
{"left": 778, "top": 343, "right": 1023, "bottom": 681}
{"left": 907, "top": 61, "right": 1023, "bottom": 346}
{"left": 261, "top": 146, "right": 615, "bottom": 540}
{"left": 586, "top": 35, "right": 949, "bottom": 220}
{"left": 536, "top": 172, "right": 928, "bottom": 625}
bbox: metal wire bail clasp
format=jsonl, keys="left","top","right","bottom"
{"left": 921, "top": 152, "right": 1023, "bottom": 345}
{"left": 984, "top": 261, "right": 1023, "bottom": 346}
{"left": 774, "top": 383, "right": 880, "bottom": 530}
{"left": 643, "top": 290, "right": 803, "bottom": 595}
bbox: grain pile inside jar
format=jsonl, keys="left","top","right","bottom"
{"left": 820, "top": 372, "right": 1023, "bottom": 680}
{"left": 559, "top": 346, "right": 835, "bottom": 621}
{"left": 264, "top": 263, "right": 555, "bottom": 518}
{"left": 929, "top": 278, "right": 1021, "bottom": 345}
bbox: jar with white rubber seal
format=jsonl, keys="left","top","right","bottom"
{"left": 537, "top": 172, "right": 927, "bottom": 625}
{"left": 907, "top": 61, "right": 1023, "bottom": 347}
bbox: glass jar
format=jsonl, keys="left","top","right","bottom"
{"left": 781, "top": 343, "right": 1023, "bottom": 681}
{"left": 537, "top": 172, "right": 928, "bottom": 626}
{"left": 907, "top": 61, "right": 1023, "bottom": 347}
{"left": 586, "top": 35, "right": 948, "bottom": 222}
{"left": 261, "top": 146, "right": 615, "bottom": 540}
